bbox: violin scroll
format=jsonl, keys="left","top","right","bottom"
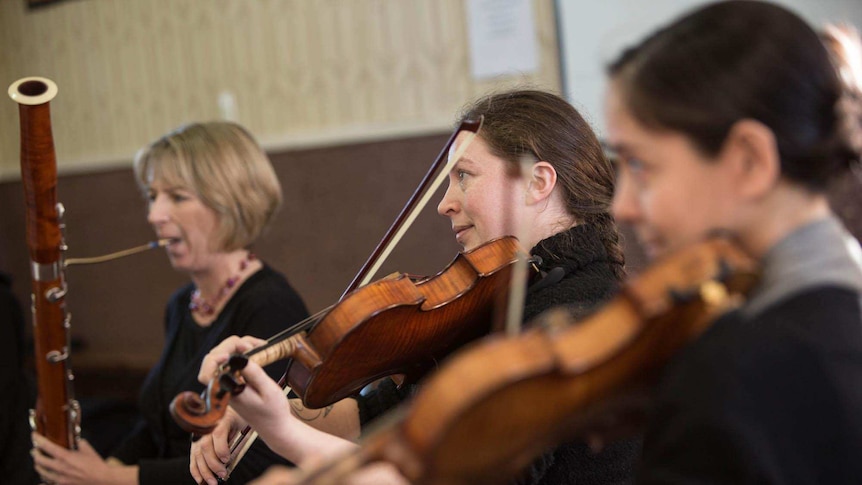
{"left": 170, "top": 354, "right": 250, "bottom": 436}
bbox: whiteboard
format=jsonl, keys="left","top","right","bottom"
{"left": 556, "top": 0, "right": 862, "bottom": 136}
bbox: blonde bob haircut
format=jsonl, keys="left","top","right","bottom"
{"left": 133, "top": 121, "right": 282, "bottom": 252}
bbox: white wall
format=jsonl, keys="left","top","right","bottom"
{"left": 556, "top": 0, "right": 862, "bottom": 135}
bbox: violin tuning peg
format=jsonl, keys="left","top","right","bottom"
{"left": 218, "top": 372, "right": 246, "bottom": 395}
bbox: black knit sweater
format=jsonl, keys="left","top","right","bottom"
{"left": 515, "top": 224, "right": 639, "bottom": 485}
{"left": 524, "top": 222, "right": 621, "bottom": 322}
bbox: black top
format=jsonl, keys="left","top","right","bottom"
{"left": 111, "top": 264, "right": 310, "bottom": 484}
{"left": 639, "top": 217, "right": 862, "bottom": 484}
{"left": 356, "top": 225, "right": 639, "bottom": 485}
{"left": 516, "top": 224, "right": 639, "bottom": 485}
{"left": 0, "top": 272, "right": 39, "bottom": 485}
{"left": 523, "top": 221, "right": 622, "bottom": 323}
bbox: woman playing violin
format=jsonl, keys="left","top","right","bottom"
{"left": 607, "top": 1, "right": 862, "bottom": 482}
{"left": 191, "top": 90, "right": 640, "bottom": 485}
{"left": 31, "top": 121, "right": 310, "bottom": 484}
{"left": 220, "top": 0, "right": 862, "bottom": 482}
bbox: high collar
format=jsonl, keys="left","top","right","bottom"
{"left": 529, "top": 224, "right": 614, "bottom": 275}
{"left": 742, "top": 215, "right": 862, "bottom": 318}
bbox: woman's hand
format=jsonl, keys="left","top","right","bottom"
{"left": 197, "top": 335, "right": 266, "bottom": 384}
{"left": 190, "top": 406, "right": 247, "bottom": 485}
{"left": 198, "top": 335, "right": 360, "bottom": 467}
{"left": 31, "top": 433, "right": 137, "bottom": 485}
{"left": 198, "top": 336, "right": 293, "bottom": 439}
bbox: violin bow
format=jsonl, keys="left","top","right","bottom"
{"left": 219, "top": 117, "right": 483, "bottom": 478}
{"left": 503, "top": 157, "right": 543, "bottom": 336}
{"left": 343, "top": 117, "right": 483, "bottom": 295}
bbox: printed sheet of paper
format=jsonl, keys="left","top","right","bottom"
{"left": 466, "top": 0, "right": 539, "bottom": 79}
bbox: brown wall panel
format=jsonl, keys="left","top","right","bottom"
{"left": 0, "top": 133, "right": 460, "bottom": 371}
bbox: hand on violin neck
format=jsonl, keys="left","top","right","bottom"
{"left": 198, "top": 335, "right": 266, "bottom": 385}
{"left": 197, "top": 334, "right": 294, "bottom": 445}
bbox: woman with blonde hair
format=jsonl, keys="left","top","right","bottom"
{"left": 32, "top": 121, "right": 310, "bottom": 484}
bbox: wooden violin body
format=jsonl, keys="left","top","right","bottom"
{"left": 285, "top": 236, "right": 530, "bottom": 407}
{"left": 172, "top": 236, "right": 533, "bottom": 434}
{"left": 299, "top": 236, "right": 760, "bottom": 485}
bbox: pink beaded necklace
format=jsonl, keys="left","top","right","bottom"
{"left": 189, "top": 252, "right": 256, "bottom": 316}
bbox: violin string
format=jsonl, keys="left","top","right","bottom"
{"left": 65, "top": 238, "right": 177, "bottom": 266}
{"left": 267, "top": 305, "right": 329, "bottom": 341}
{"left": 238, "top": 305, "right": 331, "bottom": 363}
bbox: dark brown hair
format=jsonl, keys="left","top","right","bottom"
{"left": 608, "top": 0, "right": 861, "bottom": 191}
{"left": 458, "top": 89, "right": 625, "bottom": 280}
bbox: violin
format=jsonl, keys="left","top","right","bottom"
{"left": 171, "top": 236, "right": 535, "bottom": 435}
{"left": 293, "top": 236, "right": 760, "bottom": 485}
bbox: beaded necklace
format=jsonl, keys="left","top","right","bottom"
{"left": 189, "top": 252, "right": 256, "bottom": 316}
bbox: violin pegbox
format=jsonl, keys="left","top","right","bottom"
{"left": 218, "top": 353, "right": 250, "bottom": 396}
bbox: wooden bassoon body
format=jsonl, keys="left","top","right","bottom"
{"left": 9, "top": 76, "right": 80, "bottom": 449}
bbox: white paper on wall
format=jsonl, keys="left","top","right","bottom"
{"left": 466, "top": 0, "right": 539, "bottom": 80}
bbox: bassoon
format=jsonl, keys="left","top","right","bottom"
{"left": 9, "top": 76, "right": 80, "bottom": 449}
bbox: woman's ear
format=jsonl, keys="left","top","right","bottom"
{"left": 525, "top": 161, "right": 558, "bottom": 205}
{"left": 720, "top": 119, "right": 781, "bottom": 200}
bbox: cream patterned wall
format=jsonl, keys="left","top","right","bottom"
{"left": 0, "top": 0, "right": 561, "bottom": 180}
